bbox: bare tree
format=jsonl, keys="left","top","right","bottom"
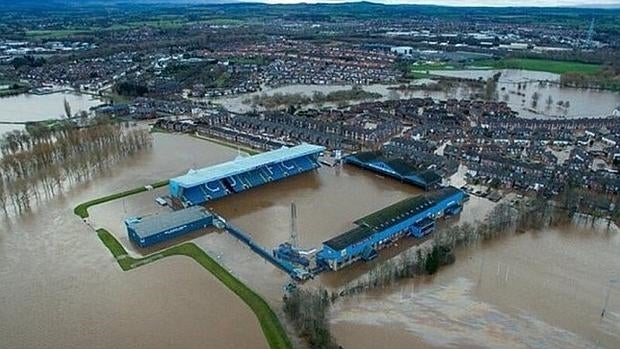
{"left": 0, "top": 119, "right": 152, "bottom": 216}
{"left": 63, "top": 98, "right": 72, "bottom": 119}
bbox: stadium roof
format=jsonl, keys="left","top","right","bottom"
{"left": 347, "top": 151, "right": 442, "bottom": 186}
{"left": 170, "top": 143, "right": 325, "bottom": 188}
{"left": 324, "top": 186, "right": 461, "bottom": 251}
{"left": 125, "top": 206, "right": 212, "bottom": 239}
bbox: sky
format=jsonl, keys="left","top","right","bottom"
{"left": 238, "top": 0, "right": 620, "bottom": 7}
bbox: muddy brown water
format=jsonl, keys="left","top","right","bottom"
{"left": 330, "top": 224, "right": 620, "bottom": 349}
{"left": 0, "top": 134, "right": 268, "bottom": 349}
{"left": 429, "top": 69, "right": 620, "bottom": 119}
{"left": 2, "top": 132, "right": 619, "bottom": 349}
{"left": 216, "top": 75, "right": 620, "bottom": 120}
{"left": 0, "top": 91, "right": 103, "bottom": 135}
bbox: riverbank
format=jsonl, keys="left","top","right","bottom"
{"left": 74, "top": 179, "right": 169, "bottom": 218}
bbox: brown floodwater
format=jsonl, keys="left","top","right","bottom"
{"left": 330, "top": 224, "right": 620, "bottom": 349}
{"left": 4, "top": 132, "right": 619, "bottom": 349}
{"left": 429, "top": 69, "right": 620, "bottom": 119}
{"left": 0, "top": 133, "right": 268, "bottom": 349}
{"left": 88, "top": 155, "right": 431, "bottom": 303}
{"left": 215, "top": 77, "right": 620, "bottom": 120}
{"left": 0, "top": 91, "right": 103, "bottom": 135}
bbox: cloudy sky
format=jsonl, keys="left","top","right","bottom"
{"left": 239, "top": 0, "right": 619, "bottom": 7}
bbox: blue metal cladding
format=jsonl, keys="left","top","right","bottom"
{"left": 126, "top": 214, "right": 213, "bottom": 248}
{"left": 316, "top": 188, "right": 465, "bottom": 269}
{"left": 172, "top": 151, "right": 322, "bottom": 206}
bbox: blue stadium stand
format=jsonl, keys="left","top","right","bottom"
{"left": 169, "top": 144, "right": 325, "bottom": 206}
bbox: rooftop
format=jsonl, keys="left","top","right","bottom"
{"left": 125, "top": 206, "right": 212, "bottom": 239}
{"left": 170, "top": 143, "right": 325, "bottom": 188}
{"left": 324, "top": 186, "right": 461, "bottom": 251}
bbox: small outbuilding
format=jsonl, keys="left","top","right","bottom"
{"left": 125, "top": 206, "right": 213, "bottom": 248}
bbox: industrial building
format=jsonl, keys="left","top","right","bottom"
{"left": 125, "top": 206, "right": 213, "bottom": 248}
{"left": 316, "top": 186, "right": 466, "bottom": 271}
{"left": 169, "top": 143, "right": 325, "bottom": 206}
{"left": 344, "top": 151, "right": 442, "bottom": 190}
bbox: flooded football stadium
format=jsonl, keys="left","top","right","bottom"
{"left": 1, "top": 133, "right": 619, "bottom": 348}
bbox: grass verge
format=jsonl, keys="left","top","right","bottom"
{"left": 96, "top": 229, "right": 292, "bottom": 349}
{"left": 73, "top": 179, "right": 169, "bottom": 218}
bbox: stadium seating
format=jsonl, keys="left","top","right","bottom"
{"left": 205, "top": 180, "right": 226, "bottom": 194}
{"left": 183, "top": 187, "right": 207, "bottom": 205}
{"left": 294, "top": 156, "right": 318, "bottom": 171}
{"left": 224, "top": 176, "right": 245, "bottom": 192}
{"left": 249, "top": 170, "right": 267, "bottom": 186}
{"left": 282, "top": 160, "right": 299, "bottom": 174}
{"left": 206, "top": 181, "right": 227, "bottom": 197}
{"left": 171, "top": 145, "right": 324, "bottom": 205}
{"left": 267, "top": 163, "right": 286, "bottom": 179}
{"left": 259, "top": 167, "right": 273, "bottom": 181}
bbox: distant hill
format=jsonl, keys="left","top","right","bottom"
{"left": 2, "top": 0, "right": 620, "bottom": 13}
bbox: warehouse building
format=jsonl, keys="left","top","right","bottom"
{"left": 125, "top": 206, "right": 213, "bottom": 248}
{"left": 316, "top": 186, "right": 466, "bottom": 271}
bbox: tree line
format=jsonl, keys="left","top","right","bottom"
{"left": 243, "top": 86, "right": 382, "bottom": 110}
{"left": 0, "top": 120, "right": 152, "bottom": 215}
{"left": 283, "top": 287, "right": 341, "bottom": 349}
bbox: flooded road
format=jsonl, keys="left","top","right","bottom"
{"left": 330, "top": 224, "right": 620, "bottom": 349}
{"left": 0, "top": 91, "right": 103, "bottom": 135}
{"left": 0, "top": 133, "right": 268, "bottom": 349}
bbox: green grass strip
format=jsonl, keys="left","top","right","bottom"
{"left": 471, "top": 58, "right": 602, "bottom": 75}
{"left": 96, "top": 229, "right": 292, "bottom": 349}
{"left": 73, "top": 180, "right": 169, "bottom": 218}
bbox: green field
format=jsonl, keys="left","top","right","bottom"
{"left": 25, "top": 29, "right": 91, "bottom": 39}
{"left": 407, "top": 62, "right": 454, "bottom": 78}
{"left": 471, "top": 58, "right": 602, "bottom": 75}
